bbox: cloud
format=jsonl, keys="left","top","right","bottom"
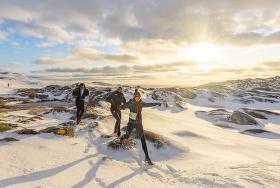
{"left": 259, "top": 60, "right": 280, "bottom": 68}
{"left": 35, "top": 48, "right": 139, "bottom": 65}
{"left": 1, "top": 0, "right": 280, "bottom": 47}
{"left": 34, "top": 60, "right": 197, "bottom": 74}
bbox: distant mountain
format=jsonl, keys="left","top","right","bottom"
{"left": 2, "top": 72, "right": 280, "bottom": 106}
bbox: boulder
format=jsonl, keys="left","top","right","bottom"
{"left": 230, "top": 111, "right": 257, "bottom": 125}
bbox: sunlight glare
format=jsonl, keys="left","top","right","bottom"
{"left": 183, "top": 42, "right": 220, "bottom": 63}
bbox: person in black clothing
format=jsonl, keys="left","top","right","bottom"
{"left": 134, "top": 86, "right": 140, "bottom": 97}
{"left": 106, "top": 84, "right": 126, "bottom": 137}
{"left": 121, "top": 92, "right": 161, "bottom": 165}
{"left": 72, "top": 83, "right": 89, "bottom": 124}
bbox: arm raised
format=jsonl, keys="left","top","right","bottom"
{"left": 142, "top": 101, "right": 161, "bottom": 108}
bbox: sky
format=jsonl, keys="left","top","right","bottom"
{"left": 0, "top": 0, "right": 280, "bottom": 87}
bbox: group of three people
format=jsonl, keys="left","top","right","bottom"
{"left": 73, "top": 83, "right": 161, "bottom": 165}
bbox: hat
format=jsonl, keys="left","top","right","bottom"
{"left": 116, "top": 84, "right": 123, "bottom": 89}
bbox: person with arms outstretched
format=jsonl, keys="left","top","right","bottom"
{"left": 72, "top": 83, "right": 89, "bottom": 124}
{"left": 121, "top": 92, "right": 161, "bottom": 165}
{"left": 106, "top": 84, "right": 126, "bottom": 137}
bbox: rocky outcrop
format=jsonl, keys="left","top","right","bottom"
{"left": 229, "top": 111, "right": 257, "bottom": 125}
{"left": 196, "top": 109, "right": 259, "bottom": 130}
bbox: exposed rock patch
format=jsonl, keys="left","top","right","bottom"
{"left": 16, "top": 128, "right": 39, "bottom": 135}
{"left": 230, "top": 111, "right": 257, "bottom": 125}
{"left": 107, "top": 137, "right": 136, "bottom": 150}
{"left": 0, "top": 137, "right": 19, "bottom": 142}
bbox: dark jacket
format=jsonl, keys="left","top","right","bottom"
{"left": 121, "top": 99, "right": 161, "bottom": 123}
{"left": 73, "top": 87, "right": 89, "bottom": 100}
{"left": 106, "top": 91, "right": 126, "bottom": 110}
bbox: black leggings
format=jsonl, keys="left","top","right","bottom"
{"left": 76, "top": 99, "right": 85, "bottom": 120}
{"left": 111, "top": 109, "right": 122, "bottom": 136}
{"left": 125, "top": 122, "right": 150, "bottom": 160}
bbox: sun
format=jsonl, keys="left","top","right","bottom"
{"left": 182, "top": 42, "right": 220, "bottom": 63}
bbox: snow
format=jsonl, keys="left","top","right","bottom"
{"left": 0, "top": 72, "right": 40, "bottom": 95}
{"left": 0, "top": 73, "right": 280, "bottom": 187}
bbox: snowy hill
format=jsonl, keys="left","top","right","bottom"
{"left": 0, "top": 73, "right": 280, "bottom": 187}
{"left": 190, "top": 76, "right": 280, "bottom": 108}
{"left": 0, "top": 72, "right": 39, "bottom": 95}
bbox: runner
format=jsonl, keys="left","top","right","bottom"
{"left": 72, "top": 83, "right": 89, "bottom": 124}
{"left": 106, "top": 84, "right": 126, "bottom": 137}
{"left": 121, "top": 92, "right": 161, "bottom": 165}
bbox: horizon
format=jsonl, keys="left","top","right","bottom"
{"left": 2, "top": 71, "right": 279, "bottom": 89}
{"left": 1, "top": 1, "right": 280, "bottom": 86}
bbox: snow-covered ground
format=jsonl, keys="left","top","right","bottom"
{"left": 0, "top": 73, "right": 280, "bottom": 188}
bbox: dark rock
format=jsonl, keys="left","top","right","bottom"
{"left": 208, "top": 98, "right": 215, "bottom": 102}
{"left": 59, "top": 121, "right": 76, "bottom": 127}
{"left": 230, "top": 111, "right": 257, "bottom": 125}
{"left": 252, "top": 109, "right": 280, "bottom": 116}
{"left": 39, "top": 126, "right": 60, "bottom": 134}
{"left": 208, "top": 109, "right": 230, "bottom": 116}
{"left": 242, "top": 129, "right": 271, "bottom": 134}
{"left": 0, "top": 137, "right": 19, "bottom": 142}
{"left": 45, "top": 106, "right": 73, "bottom": 114}
{"left": 16, "top": 129, "right": 39, "bottom": 135}
{"left": 242, "top": 109, "right": 267, "bottom": 119}
{"left": 36, "top": 94, "right": 49, "bottom": 100}
{"left": 18, "top": 116, "right": 44, "bottom": 124}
